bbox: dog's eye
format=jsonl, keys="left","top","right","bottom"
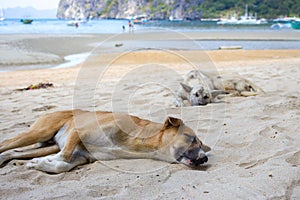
{"left": 195, "top": 92, "right": 199, "bottom": 97}
{"left": 192, "top": 137, "right": 197, "bottom": 144}
{"left": 203, "top": 94, "right": 210, "bottom": 99}
{"left": 184, "top": 133, "right": 195, "bottom": 142}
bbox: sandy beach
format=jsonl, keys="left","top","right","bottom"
{"left": 0, "top": 31, "right": 299, "bottom": 199}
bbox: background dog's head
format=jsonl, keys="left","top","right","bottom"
{"left": 184, "top": 70, "right": 214, "bottom": 89}
{"left": 162, "top": 117, "right": 211, "bottom": 167}
{"left": 180, "top": 83, "right": 226, "bottom": 106}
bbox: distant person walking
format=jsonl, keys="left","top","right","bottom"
{"left": 128, "top": 20, "right": 134, "bottom": 33}
{"left": 122, "top": 25, "right": 125, "bottom": 32}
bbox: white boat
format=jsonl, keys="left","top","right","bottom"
{"left": 270, "top": 23, "right": 291, "bottom": 29}
{"left": 67, "top": 12, "right": 88, "bottom": 26}
{"left": 67, "top": 19, "right": 87, "bottom": 26}
{"left": 0, "top": 8, "right": 5, "bottom": 21}
{"left": 217, "top": 16, "right": 238, "bottom": 25}
{"left": 132, "top": 15, "right": 148, "bottom": 24}
{"left": 169, "top": 16, "right": 184, "bottom": 22}
{"left": 273, "top": 16, "right": 300, "bottom": 23}
{"left": 217, "top": 4, "right": 267, "bottom": 25}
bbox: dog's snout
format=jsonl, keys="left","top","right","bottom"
{"left": 194, "top": 154, "right": 208, "bottom": 165}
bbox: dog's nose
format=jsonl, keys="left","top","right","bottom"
{"left": 193, "top": 155, "right": 208, "bottom": 165}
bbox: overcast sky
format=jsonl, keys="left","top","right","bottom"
{"left": 0, "top": 0, "right": 60, "bottom": 10}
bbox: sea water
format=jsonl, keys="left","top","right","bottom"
{"left": 0, "top": 18, "right": 298, "bottom": 34}
{"left": 1, "top": 18, "right": 299, "bottom": 50}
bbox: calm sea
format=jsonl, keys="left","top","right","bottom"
{"left": 0, "top": 18, "right": 297, "bottom": 34}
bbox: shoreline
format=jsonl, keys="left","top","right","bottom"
{"left": 1, "top": 49, "right": 300, "bottom": 73}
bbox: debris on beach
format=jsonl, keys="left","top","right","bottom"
{"left": 115, "top": 43, "right": 123, "bottom": 47}
{"left": 32, "top": 105, "right": 57, "bottom": 112}
{"left": 218, "top": 45, "right": 243, "bottom": 50}
{"left": 16, "top": 82, "right": 54, "bottom": 91}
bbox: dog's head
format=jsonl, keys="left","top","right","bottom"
{"left": 180, "top": 82, "right": 226, "bottom": 106}
{"left": 162, "top": 117, "right": 211, "bottom": 167}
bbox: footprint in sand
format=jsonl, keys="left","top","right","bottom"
{"left": 258, "top": 125, "right": 282, "bottom": 139}
{"left": 239, "top": 159, "right": 268, "bottom": 169}
{"left": 32, "top": 105, "right": 56, "bottom": 112}
{"left": 285, "top": 151, "right": 300, "bottom": 166}
{"left": 10, "top": 122, "right": 32, "bottom": 129}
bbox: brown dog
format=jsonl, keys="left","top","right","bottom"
{"left": 0, "top": 110, "right": 210, "bottom": 173}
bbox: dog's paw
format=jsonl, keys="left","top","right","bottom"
{"left": 25, "top": 158, "right": 41, "bottom": 169}
{"left": 173, "top": 98, "right": 183, "bottom": 107}
{"left": 0, "top": 154, "right": 10, "bottom": 167}
{"left": 0, "top": 154, "right": 5, "bottom": 167}
{"left": 25, "top": 156, "right": 68, "bottom": 173}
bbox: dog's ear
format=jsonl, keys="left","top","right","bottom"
{"left": 201, "top": 144, "right": 211, "bottom": 152}
{"left": 180, "top": 83, "right": 192, "bottom": 93}
{"left": 211, "top": 90, "right": 228, "bottom": 99}
{"left": 163, "top": 116, "right": 182, "bottom": 128}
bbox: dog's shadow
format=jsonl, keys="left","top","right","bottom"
{"left": 191, "top": 164, "right": 212, "bottom": 171}
{"left": 172, "top": 163, "right": 212, "bottom": 171}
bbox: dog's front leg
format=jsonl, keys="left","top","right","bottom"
{"left": 174, "top": 97, "right": 184, "bottom": 107}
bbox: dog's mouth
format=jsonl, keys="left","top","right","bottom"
{"left": 177, "top": 154, "right": 208, "bottom": 167}
{"left": 191, "top": 100, "right": 208, "bottom": 106}
{"left": 191, "top": 97, "right": 210, "bottom": 106}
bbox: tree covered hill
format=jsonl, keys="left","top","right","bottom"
{"left": 57, "top": 0, "right": 300, "bottom": 20}
{"left": 199, "top": 0, "right": 300, "bottom": 19}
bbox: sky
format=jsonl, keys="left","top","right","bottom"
{"left": 0, "top": 0, "right": 60, "bottom": 10}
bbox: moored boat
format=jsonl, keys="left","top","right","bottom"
{"left": 0, "top": 8, "right": 5, "bottom": 21}
{"left": 291, "top": 21, "right": 300, "bottom": 29}
{"left": 67, "top": 19, "right": 87, "bottom": 26}
{"left": 217, "top": 4, "right": 266, "bottom": 25}
{"left": 270, "top": 23, "right": 291, "bottom": 29}
{"left": 20, "top": 19, "right": 33, "bottom": 24}
{"left": 132, "top": 15, "right": 148, "bottom": 24}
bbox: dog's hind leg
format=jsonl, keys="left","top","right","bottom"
{"left": 0, "top": 145, "right": 60, "bottom": 166}
{"left": 26, "top": 150, "right": 90, "bottom": 173}
{"left": 0, "top": 113, "right": 71, "bottom": 153}
{"left": 0, "top": 129, "right": 58, "bottom": 154}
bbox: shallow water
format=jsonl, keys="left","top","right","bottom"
{"left": 0, "top": 18, "right": 298, "bottom": 34}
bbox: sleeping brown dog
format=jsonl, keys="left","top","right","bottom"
{"left": 0, "top": 110, "right": 211, "bottom": 173}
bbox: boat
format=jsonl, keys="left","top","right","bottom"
{"left": 217, "top": 16, "right": 238, "bottom": 25}
{"left": 217, "top": 4, "right": 267, "bottom": 25}
{"left": 273, "top": 16, "right": 299, "bottom": 23}
{"left": 291, "top": 21, "right": 300, "bottom": 29}
{"left": 67, "top": 19, "right": 87, "bottom": 26}
{"left": 132, "top": 15, "right": 148, "bottom": 24}
{"left": 20, "top": 19, "right": 33, "bottom": 24}
{"left": 0, "top": 8, "right": 5, "bottom": 21}
{"left": 270, "top": 23, "right": 291, "bottom": 29}
{"left": 67, "top": 12, "right": 88, "bottom": 27}
{"left": 169, "top": 16, "right": 184, "bottom": 22}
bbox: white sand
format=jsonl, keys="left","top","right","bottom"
{"left": 0, "top": 33, "right": 299, "bottom": 199}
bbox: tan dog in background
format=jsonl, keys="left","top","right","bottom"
{"left": 0, "top": 110, "right": 210, "bottom": 173}
{"left": 175, "top": 70, "right": 264, "bottom": 106}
